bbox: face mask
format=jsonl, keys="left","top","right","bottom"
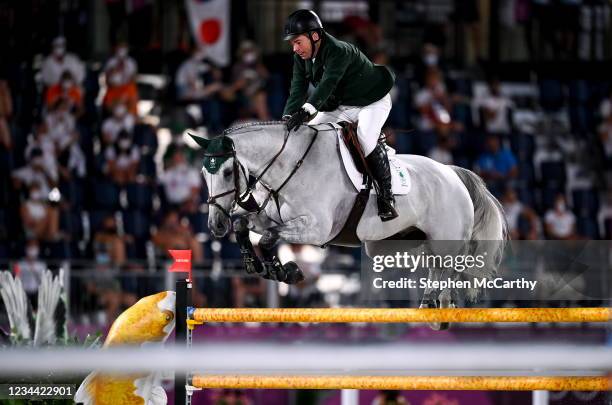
{"left": 556, "top": 202, "right": 566, "bottom": 211}
{"left": 243, "top": 52, "right": 257, "bottom": 64}
{"left": 118, "top": 139, "right": 131, "bottom": 149}
{"left": 26, "top": 247, "right": 39, "bottom": 259}
{"left": 109, "top": 73, "right": 122, "bottom": 86}
{"left": 31, "top": 157, "right": 44, "bottom": 167}
{"left": 114, "top": 105, "right": 127, "bottom": 117}
{"left": 53, "top": 46, "right": 65, "bottom": 57}
{"left": 61, "top": 80, "right": 73, "bottom": 90}
{"left": 424, "top": 53, "right": 438, "bottom": 66}
{"left": 96, "top": 252, "right": 110, "bottom": 265}
{"left": 30, "top": 190, "right": 45, "bottom": 201}
{"left": 117, "top": 47, "right": 128, "bottom": 58}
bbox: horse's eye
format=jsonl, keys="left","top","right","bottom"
{"left": 223, "top": 169, "right": 232, "bottom": 178}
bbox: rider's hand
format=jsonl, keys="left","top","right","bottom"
{"left": 286, "top": 103, "right": 317, "bottom": 132}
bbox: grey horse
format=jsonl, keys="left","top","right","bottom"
{"left": 191, "top": 121, "right": 507, "bottom": 328}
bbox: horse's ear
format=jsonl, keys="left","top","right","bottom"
{"left": 188, "top": 132, "right": 211, "bottom": 149}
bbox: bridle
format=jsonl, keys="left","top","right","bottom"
{"left": 202, "top": 125, "right": 320, "bottom": 223}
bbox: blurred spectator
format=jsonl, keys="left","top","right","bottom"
{"left": 20, "top": 182, "right": 60, "bottom": 241}
{"left": 600, "top": 89, "right": 612, "bottom": 120}
{"left": 479, "top": 78, "right": 513, "bottom": 135}
{"left": 475, "top": 134, "right": 517, "bottom": 195}
{"left": 103, "top": 42, "right": 139, "bottom": 115}
{"left": 501, "top": 187, "right": 540, "bottom": 240}
{"left": 159, "top": 147, "right": 201, "bottom": 214}
{"left": 104, "top": 129, "right": 140, "bottom": 185}
{"left": 544, "top": 194, "right": 577, "bottom": 240}
{"left": 414, "top": 69, "right": 460, "bottom": 136}
{"left": 0, "top": 79, "right": 12, "bottom": 150}
{"left": 427, "top": 136, "right": 455, "bottom": 165}
{"left": 598, "top": 191, "right": 612, "bottom": 238}
{"left": 44, "top": 71, "right": 83, "bottom": 114}
{"left": 414, "top": 43, "right": 445, "bottom": 86}
{"left": 12, "top": 147, "right": 58, "bottom": 197}
{"left": 152, "top": 210, "right": 203, "bottom": 263}
{"left": 15, "top": 240, "right": 46, "bottom": 305}
{"left": 93, "top": 215, "right": 127, "bottom": 267}
{"left": 175, "top": 46, "right": 224, "bottom": 131}
{"left": 372, "top": 389, "right": 409, "bottom": 405}
{"left": 212, "top": 389, "right": 252, "bottom": 405}
{"left": 227, "top": 40, "right": 270, "bottom": 121}
{"left": 599, "top": 104, "right": 612, "bottom": 169}
{"left": 46, "top": 98, "right": 78, "bottom": 151}
{"left": 102, "top": 100, "right": 135, "bottom": 146}
{"left": 40, "top": 36, "right": 85, "bottom": 88}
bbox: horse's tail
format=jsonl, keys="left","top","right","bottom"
{"left": 450, "top": 166, "right": 508, "bottom": 300}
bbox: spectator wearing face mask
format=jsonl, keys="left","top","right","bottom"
{"left": 44, "top": 71, "right": 83, "bottom": 114}
{"left": 93, "top": 215, "right": 127, "bottom": 267}
{"left": 226, "top": 40, "right": 270, "bottom": 121}
{"left": 101, "top": 101, "right": 135, "bottom": 146}
{"left": 475, "top": 134, "right": 518, "bottom": 196}
{"left": 46, "top": 98, "right": 78, "bottom": 151}
{"left": 40, "top": 37, "right": 85, "bottom": 89}
{"left": 414, "top": 69, "right": 461, "bottom": 137}
{"left": 478, "top": 78, "right": 514, "bottom": 135}
{"left": 12, "top": 147, "right": 58, "bottom": 197}
{"left": 104, "top": 130, "right": 139, "bottom": 185}
{"left": 414, "top": 43, "right": 446, "bottom": 86}
{"left": 175, "top": 46, "right": 224, "bottom": 131}
{"left": 20, "top": 183, "right": 60, "bottom": 241}
{"left": 545, "top": 194, "right": 577, "bottom": 240}
{"left": 159, "top": 147, "right": 201, "bottom": 214}
{"left": 501, "top": 187, "right": 541, "bottom": 240}
{"left": 15, "top": 239, "right": 47, "bottom": 306}
{"left": 103, "top": 42, "right": 139, "bottom": 115}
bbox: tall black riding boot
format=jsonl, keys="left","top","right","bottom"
{"left": 365, "top": 143, "right": 398, "bottom": 221}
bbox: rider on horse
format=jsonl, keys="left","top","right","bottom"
{"left": 282, "top": 9, "right": 399, "bottom": 221}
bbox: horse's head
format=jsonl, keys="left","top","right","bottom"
{"left": 190, "top": 132, "right": 248, "bottom": 238}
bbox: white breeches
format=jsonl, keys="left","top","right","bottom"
{"left": 307, "top": 93, "right": 392, "bottom": 156}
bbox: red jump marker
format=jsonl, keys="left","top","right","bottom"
{"left": 168, "top": 249, "right": 192, "bottom": 282}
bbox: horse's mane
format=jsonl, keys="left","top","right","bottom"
{"left": 223, "top": 120, "right": 286, "bottom": 136}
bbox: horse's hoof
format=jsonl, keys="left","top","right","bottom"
{"left": 283, "top": 261, "right": 305, "bottom": 284}
{"left": 419, "top": 299, "right": 452, "bottom": 331}
{"left": 245, "top": 260, "right": 264, "bottom": 275}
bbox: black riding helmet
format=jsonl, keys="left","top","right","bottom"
{"left": 283, "top": 9, "right": 324, "bottom": 58}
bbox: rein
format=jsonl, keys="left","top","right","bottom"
{"left": 204, "top": 125, "right": 320, "bottom": 223}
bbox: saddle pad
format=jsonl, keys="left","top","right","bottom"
{"left": 316, "top": 124, "right": 411, "bottom": 195}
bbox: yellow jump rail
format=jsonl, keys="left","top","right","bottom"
{"left": 189, "top": 307, "right": 612, "bottom": 324}
{"left": 191, "top": 375, "right": 612, "bottom": 391}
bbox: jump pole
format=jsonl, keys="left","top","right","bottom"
{"left": 189, "top": 307, "right": 612, "bottom": 324}
{"left": 190, "top": 375, "right": 612, "bottom": 391}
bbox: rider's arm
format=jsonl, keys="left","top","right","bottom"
{"left": 283, "top": 55, "right": 309, "bottom": 116}
{"left": 306, "top": 48, "right": 350, "bottom": 110}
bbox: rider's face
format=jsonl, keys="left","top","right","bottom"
{"left": 290, "top": 34, "right": 312, "bottom": 59}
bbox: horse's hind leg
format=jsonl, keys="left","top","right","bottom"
{"left": 419, "top": 268, "right": 457, "bottom": 331}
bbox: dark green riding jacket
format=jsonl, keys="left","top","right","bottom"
{"left": 283, "top": 32, "right": 395, "bottom": 115}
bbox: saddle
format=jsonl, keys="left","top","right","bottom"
{"left": 338, "top": 122, "right": 368, "bottom": 174}
{"left": 327, "top": 122, "right": 374, "bottom": 247}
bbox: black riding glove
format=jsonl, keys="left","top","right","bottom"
{"left": 286, "top": 108, "right": 311, "bottom": 132}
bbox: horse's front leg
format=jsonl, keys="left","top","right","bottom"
{"left": 258, "top": 228, "right": 305, "bottom": 285}
{"left": 233, "top": 216, "right": 265, "bottom": 276}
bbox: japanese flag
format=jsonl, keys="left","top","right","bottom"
{"left": 186, "top": 0, "right": 230, "bottom": 66}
